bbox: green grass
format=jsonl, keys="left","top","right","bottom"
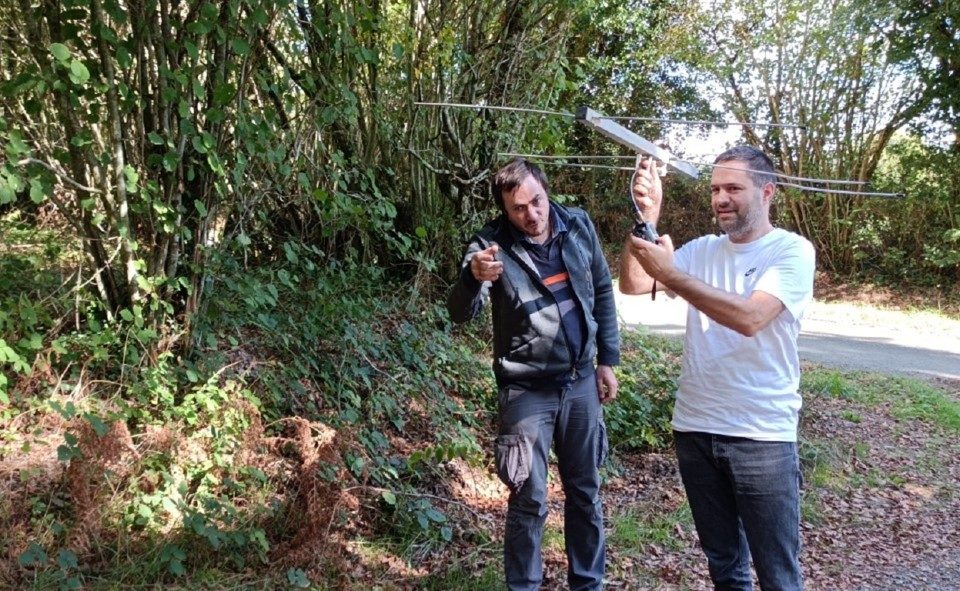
{"left": 802, "top": 367, "right": 960, "bottom": 432}
{"left": 800, "top": 490, "right": 825, "bottom": 525}
{"left": 852, "top": 442, "right": 870, "bottom": 459}
{"left": 887, "top": 379, "right": 960, "bottom": 431}
{"left": 797, "top": 365, "right": 960, "bottom": 532}
{"left": 542, "top": 524, "right": 565, "bottom": 552}
{"left": 416, "top": 563, "right": 501, "bottom": 591}
{"left": 798, "top": 437, "right": 846, "bottom": 489}
{"left": 800, "top": 369, "right": 862, "bottom": 401}
{"left": 608, "top": 503, "right": 693, "bottom": 552}
{"left": 840, "top": 410, "right": 862, "bottom": 423}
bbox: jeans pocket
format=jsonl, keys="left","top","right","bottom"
{"left": 596, "top": 417, "right": 609, "bottom": 468}
{"left": 494, "top": 433, "right": 529, "bottom": 492}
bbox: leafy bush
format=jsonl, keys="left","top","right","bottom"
{"left": 607, "top": 329, "right": 680, "bottom": 451}
{"left": 858, "top": 134, "right": 960, "bottom": 287}
{"left": 198, "top": 242, "right": 492, "bottom": 426}
{"left": 0, "top": 213, "right": 73, "bottom": 406}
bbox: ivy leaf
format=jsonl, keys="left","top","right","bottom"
{"left": 162, "top": 151, "right": 178, "bottom": 172}
{"left": 123, "top": 163, "right": 139, "bottom": 183}
{"left": 249, "top": 7, "right": 268, "bottom": 25}
{"left": 186, "top": 21, "right": 209, "bottom": 35}
{"left": 184, "top": 40, "right": 199, "bottom": 61}
{"left": 18, "top": 542, "right": 47, "bottom": 567}
{"left": 425, "top": 508, "right": 446, "bottom": 523}
{"left": 84, "top": 413, "right": 109, "bottom": 437}
{"left": 0, "top": 373, "right": 9, "bottom": 405}
{"left": 49, "top": 43, "right": 70, "bottom": 62}
{"left": 0, "top": 183, "right": 14, "bottom": 205}
{"left": 117, "top": 46, "right": 132, "bottom": 68}
{"left": 191, "top": 134, "right": 208, "bottom": 154}
{"left": 168, "top": 559, "right": 186, "bottom": 577}
{"left": 8, "top": 131, "right": 30, "bottom": 156}
{"left": 200, "top": 1, "right": 219, "bottom": 20}
{"left": 57, "top": 549, "right": 78, "bottom": 570}
{"left": 29, "top": 179, "right": 47, "bottom": 204}
{"left": 231, "top": 38, "right": 251, "bottom": 55}
{"left": 68, "top": 60, "right": 90, "bottom": 85}
{"left": 213, "top": 83, "right": 235, "bottom": 106}
{"left": 57, "top": 444, "right": 77, "bottom": 462}
{"left": 286, "top": 568, "right": 311, "bottom": 588}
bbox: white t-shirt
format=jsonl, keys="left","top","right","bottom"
{"left": 671, "top": 228, "right": 815, "bottom": 442}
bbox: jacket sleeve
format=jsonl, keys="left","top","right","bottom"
{"left": 586, "top": 215, "right": 620, "bottom": 366}
{"left": 446, "top": 238, "right": 489, "bottom": 324}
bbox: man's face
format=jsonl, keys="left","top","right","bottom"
{"left": 503, "top": 174, "right": 551, "bottom": 243}
{"left": 709, "top": 160, "right": 772, "bottom": 242}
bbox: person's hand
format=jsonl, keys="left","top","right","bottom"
{"left": 596, "top": 364, "right": 618, "bottom": 404}
{"left": 628, "top": 233, "right": 675, "bottom": 282}
{"left": 631, "top": 157, "right": 663, "bottom": 224}
{"left": 470, "top": 243, "right": 503, "bottom": 282}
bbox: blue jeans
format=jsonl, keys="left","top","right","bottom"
{"left": 495, "top": 372, "right": 607, "bottom": 591}
{"left": 674, "top": 431, "right": 803, "bottom": 591}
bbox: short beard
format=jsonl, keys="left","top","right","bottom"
{"left": 718, "top": 205, "right": 763, "bottom": 240}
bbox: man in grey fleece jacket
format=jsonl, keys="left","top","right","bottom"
{"left": 447, "top": 158, "right": 619, "bottom": 591}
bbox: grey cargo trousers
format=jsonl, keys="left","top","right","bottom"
{"left": 495, "top": 370, "right": 608, "bottom": 591}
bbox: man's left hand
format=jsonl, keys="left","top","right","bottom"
{"left": 596, "top": 365, "right": 618, "bottom": 404}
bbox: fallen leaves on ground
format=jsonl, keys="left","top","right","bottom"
{"left": 370, "top": 377, "right": 960, "bottom": 590}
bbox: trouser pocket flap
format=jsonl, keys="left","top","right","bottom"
{"left": 597, "top": 417, "right": 609, "bottom": 468}
{"left": 494, "top": 433, "right": 530, "bottom": 492}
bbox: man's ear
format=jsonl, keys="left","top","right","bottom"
{"left": 762, "top": 181, "right": 776, "bottom": 204}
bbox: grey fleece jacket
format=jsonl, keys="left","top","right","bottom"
{"left": 446, "top": 202, "right": 620, "bottom": 385}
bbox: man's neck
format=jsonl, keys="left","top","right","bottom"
{"left": 728, "top": 222, "right": 774, "bottom": 244}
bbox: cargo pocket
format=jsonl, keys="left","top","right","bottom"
{"left": 596, "top": 417, "right": 609, "bottom": 468}
{"left": 494, "top": 433, "right": 529, "bottom": 492}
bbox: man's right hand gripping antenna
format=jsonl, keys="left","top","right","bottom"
{"left": 630, "top": 154, "right": 660, "bottom": 243}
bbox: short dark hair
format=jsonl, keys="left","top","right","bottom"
{"left": 492, "top": 158, "right": 549, "bottom": 211}
{"left": 714, "top": 146, "right": 777, "bottom": 189}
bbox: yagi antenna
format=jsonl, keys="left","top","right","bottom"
{"left": 414, "top": 102, "right": 701, "bottom": 179}
{"left": 500, "top": 153, "right": 905, "bottom": 198}
{"left": 575, "top": 106, "right": 700, "bottom": 179}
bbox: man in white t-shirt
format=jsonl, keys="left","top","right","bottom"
{"left": 619, "top": 146, "right": 815, "bottom": 590}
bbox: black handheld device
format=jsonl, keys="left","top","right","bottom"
{"left": 632, "top": 219, "right": 658, "bottom": 243}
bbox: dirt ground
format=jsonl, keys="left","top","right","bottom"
{"left": 412, "top": 372, "right": 960, "bottom": 591}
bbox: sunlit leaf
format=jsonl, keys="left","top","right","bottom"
{"left": 49, "top": 43, "right": 70, "bottom": 62}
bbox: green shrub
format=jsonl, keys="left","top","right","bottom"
{"left": 607, "top": 329, "right": 680, "bottom": 451}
